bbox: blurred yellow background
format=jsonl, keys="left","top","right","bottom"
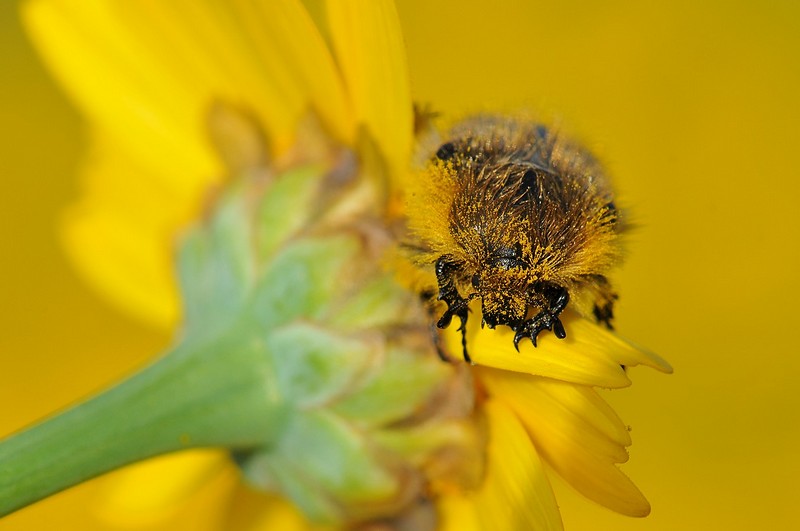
{"left": 2, "top": 0, "right": 799, "bottom": 530}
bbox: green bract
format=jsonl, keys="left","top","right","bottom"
{"left": 0, "top": 159, "right": 470, "bottom": 525}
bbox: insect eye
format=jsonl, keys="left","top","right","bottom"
{"left": 471, "top": 274, "right": 480, "bottom": 289}
{"left": 435, "top": 142, "right": 456, "bottom": 161}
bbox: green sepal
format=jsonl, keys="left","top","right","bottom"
{"left": 253, "top": 235, "right": 359, "bottom": 328}
{"left": 332, "top": 345, "right": 448, "bottom": 426}
{"left": 178, "top": 186, "right": 255, "bottom": 336}
{"left": 267, "top": 322, "right": 375, "bottom": 408}
{"left": 0, "top": 162, "right": 457, "bottom": 524}
{"left": 238, "top": 410, "right": 402, "bottom": 523}
{"left": 255, "top": 164, "right": 327, "bottom": 260}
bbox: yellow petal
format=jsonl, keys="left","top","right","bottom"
{"left": 24, "top": 0, "right": 350, "bottom": 155}
{"left": 94, "top": 450, "right": 232, "bottom": 527}
{"left": 225, "top": 487, "right": 316, "bottom": 531}
{"left": 437, "top": 493, "right": 482, "bottom": 531}
{"left": 470, "top": 399, "right": 564, "bottom": 531}
{"left": 226, "top": 0, "right": 354, "bottom": 145}
{"left": 60, "top": 132, "right": 191, "bottom": 328}
{"left": 482, "top": 369, "right": 651, "bottom": 517}
{"left": 24, "top": 0, "right": 353, "bottom": 325}
{"left": 436, "top": 406, "right": 563, "bottom": 530}
{"left": 604, "top": 330, "right": 673, "bottom": 374}
{"left": 23, "top": 0, "right": 220, "bottom": 189}
{"left": 326, "top": 0, "right": 413, "bottom": 188}
{"left": 447, "top": 311, "right": 630, "bottom": 388}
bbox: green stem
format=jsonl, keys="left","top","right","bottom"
{"left": 0, "top": 322, "right": 285, "bottom": 516}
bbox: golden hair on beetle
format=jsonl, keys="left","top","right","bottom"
{"left": 406, "top": 115, "right": 622, "bottom": 361}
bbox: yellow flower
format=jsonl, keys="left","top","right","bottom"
{"left": 22, "top": 0, "right": 671, "bottom": 529}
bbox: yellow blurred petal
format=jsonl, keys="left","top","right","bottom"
{"left": 437, "top": 493, "right": 482, "bottom": 531}
{"left": 471, "top": 399, "right": 564, "bottom": 531}
{"left": 61, "top": 133, "right": 193, "bottom": 328}
{"left": 228, "top": 0, "right": 354, "bottom": 145}
{"left": 23, "top": 0, "right": 220, "bottom": 190}
{"left": 225, "top": 486, "right": 316, "bottom": 531}
{"left": 24, "top": 0, "right": 353, "bottom": 325}
{"left": 94, "top": 450, "right": 232, "bottom": 527}
{"left": 326, "top": 0, "right": 413, "bottom": 187}
{"left": 482, "top": 370, "right": 651, "bottom": 517}
{"left": 418, "top": 403, "right": 564, "bottom": 531}
{"left": 24, "top": 0, "right": 350, "bottom": 155}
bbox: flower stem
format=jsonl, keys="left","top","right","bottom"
{"left": 0, "top": 321, "right": 286, "bottom": 516}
